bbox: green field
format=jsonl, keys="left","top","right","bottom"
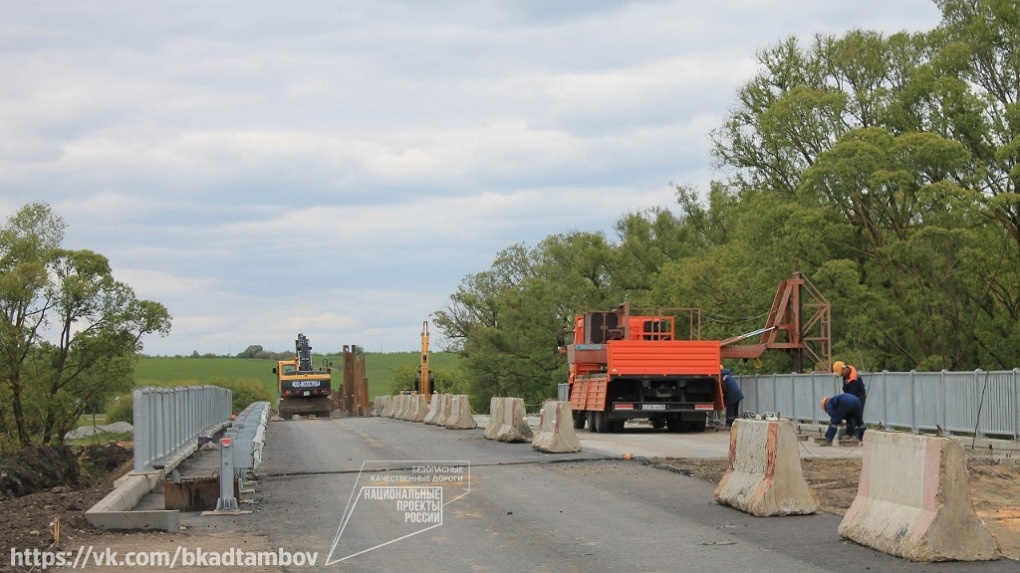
{"left": 133, "top": 352, "right": 459, "bottom": 402}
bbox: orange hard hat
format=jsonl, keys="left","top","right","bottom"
{"left": 832, "top": 361, "right": 845, "bottom": 374}
{"left": 820, "top": 397, "right": 829, "bottom": 411}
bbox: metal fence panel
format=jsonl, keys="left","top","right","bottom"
{"left": 133, "top": 385, "right": 232, "bottom": 473}
{"left": 736, "top": 369, "right": 1019, "bottom": 441}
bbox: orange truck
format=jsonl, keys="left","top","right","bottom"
{"left": 562, "top": 303, "right": 721, "bottom": 432}
{"left": 560, "top": 272, "right": 832, "bottom": 433}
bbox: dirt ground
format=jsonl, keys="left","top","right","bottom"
{"left": 0, "top": 445, "right": 133, "bottom": 572}
{"left": 651, "top": 455, "right": 1020, "bottom": 560}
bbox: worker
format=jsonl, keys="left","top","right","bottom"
{"left": 720, "top": 366, "right": 743, "bottom": 428}
{"left": 820, "top": 394, "right": 864, "bottom": 447}
{"left": 833, "top": 360, "right": 866, "bottom": 413}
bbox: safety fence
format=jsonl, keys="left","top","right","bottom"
{"left": 133, "top": 385, "right": 233, "bottom": 473}
{"left": 736, "top": 369, "right": 1020, "bottom": 441}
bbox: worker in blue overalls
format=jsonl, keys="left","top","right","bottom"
{"left": 721, "top": 366, "right": 744, "bottom": 428}
{"left": 820, "top": 394, "right": 864, "bottom": 447}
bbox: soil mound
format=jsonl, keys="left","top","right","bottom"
{"left": 0, "top": 444, "right": 132, "bottom": 500}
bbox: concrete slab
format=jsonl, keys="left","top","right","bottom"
{"left": 85, "top": 510, "right": 180, "bottom": 532}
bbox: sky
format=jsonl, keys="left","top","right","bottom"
{"left": 1, "top": 1, "right": 944, "bottom": 356}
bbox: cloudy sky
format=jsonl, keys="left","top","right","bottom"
{"left": 1, "top": 1, "right": 943, "bottom": 356}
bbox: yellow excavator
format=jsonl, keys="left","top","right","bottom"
{"left": 413, "top": 321, "right": 434, "bottom": 397}
{"left": 273, "top": 333, "right": 332, "bottom": 419}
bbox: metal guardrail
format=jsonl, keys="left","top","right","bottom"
{"left": 736, "top": 369, "right": 1020, "bottom": 440}
{"left": 217, "top": 401, "right": 271, "bottom": 512}
{"left": 133, "top": 386, "right": 233, "bottom": 473}
{"left": 225, "top": 401, "right": 271, "bottom": 473}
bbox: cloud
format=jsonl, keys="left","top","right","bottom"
{"left": 0, "top": 0, "right": 943, "bottom": 355}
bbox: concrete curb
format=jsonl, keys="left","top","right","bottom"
{"left": 85, "top": 420, "right": 231, "bottom": 532}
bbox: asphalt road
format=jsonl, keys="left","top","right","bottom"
{"left": 244, "top": 417, "right": 1014, "bottom": 573}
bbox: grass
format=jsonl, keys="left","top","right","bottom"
{"left": 65, "top": 431, "right": 134, "bottom": 447}
{"left": 133, "top": 352, "right": 460, "bottom": 402}
{"left": 75, "top": 414, "right": 107, "bottom": 428}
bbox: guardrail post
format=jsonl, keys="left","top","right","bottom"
{"left": 880, "top": 370, "right": 887, "bottom": 428}
{"left": 132, "top": 389, "right": 147, "bottom": 473}
{"left": 1014, "top": 369, "right": 1020, "bottom": 440}
{"left": 910, "top": 370, "right": 918, "bottom": 434}
{"left": 216, "top": 435, "right": 239, "bottom": 511}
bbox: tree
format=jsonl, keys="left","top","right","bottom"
{"left": 0, "top": 203, "right": 65, "bottom": 446}
{"left": 709, "top": 15, "right": 1019, "bottom": 370}
{"left": 434, "top": 234, "right": 625, "bottom": 410}
{"left": 0, "top": 202, "right": 171, "bottom": 447}
{"left": 237, "top": 344, "right": 265, "bottom": 359}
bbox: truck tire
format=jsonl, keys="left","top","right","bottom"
{"left": 666, "top": 415, "right": 682, "bottom": 432}
{"left": 591, "top": 411, "right": 608, "bottom": 433}
{"left": 573, "top": 411, "right": 586, "bottom": 429}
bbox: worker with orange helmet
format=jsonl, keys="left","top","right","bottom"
{"left": 832, "top": 360, "right": 866, "bottom": 414}
{"left": 819, "top": 394, "right": 864, "bottom": 447}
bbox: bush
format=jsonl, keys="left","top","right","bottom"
{"left": 105, "top": 393, "right": 134, "bottom": 424}
{"left": 209, "top": 377, "right": 274, "bottom": 414}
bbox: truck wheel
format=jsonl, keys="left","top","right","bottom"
{"left": 573, "top": 412, "right": 586, "bottom": 429}
{"left": 687, "top": 419, "right": 707, "bottom": 433}
{"left": 592, "top": 411, "right": 608, "bottom": 433}
{"left": 666, "top": 415, "right": 682, "bottom": 432}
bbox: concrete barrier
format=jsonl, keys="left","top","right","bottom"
{"left": 426, "top": 394, "right": 448, "bottom": 425}
{"left": 439, "top": 394, "right": 458, "bottom": 427}
{"left": 712, "top": 419, "right": 818, "bottom": 516}
{"left": 483, "top": 397, "right": 504, "bottom": 440}
{"left": 423, "top": 394, "right": 441, "bottom": 424}
{"left": 838, "top": 431, "right": 1000, "bottom": 562}
{"left": 373, "top": 396, "right": 387, "bottom": 417}
{"left": 395, "top": 395, "right": 410, "bottom": 420}
{"left": 532, "top": 401, "right": 581, "bottom": 453}
{"left": 409, "top": 394, "right": 429, "bottom": 422}
{"left": 391, "top": 395, "right": 403, "bottom": 419}
{"left": 443, "top": 395, "right": 477, "bottom": 429}
{"left": 381, "top": 395, "right": 398, "bottom": 418}
{"left": 496, "top": 397, "right": 533, "bottom": 443}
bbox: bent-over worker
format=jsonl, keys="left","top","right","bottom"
{"left": 820, "top": 394, "right": 864, "bottom": 447}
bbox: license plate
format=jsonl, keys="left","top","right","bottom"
{"left": 303, "top": 391, "right": 311, "bottom": 396}
{"left": 643, "top": 404, "right": 666, "bottom": 410}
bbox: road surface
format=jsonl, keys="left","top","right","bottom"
{"left": 228, "top": 416, "right": 1014, "bottom": 572}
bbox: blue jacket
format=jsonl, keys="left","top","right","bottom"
{"left": 824, "top": 393, "right": 862, "bottom": 423}
{"left": 841, "top": 366, "right": 866, "bottom": 401}
{"left": 721, "top": 369, "right": 743, "bottom": 406}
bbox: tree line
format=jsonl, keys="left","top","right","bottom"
{"left": 434, "top": 0, "right": 1020, "bottom": 410}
